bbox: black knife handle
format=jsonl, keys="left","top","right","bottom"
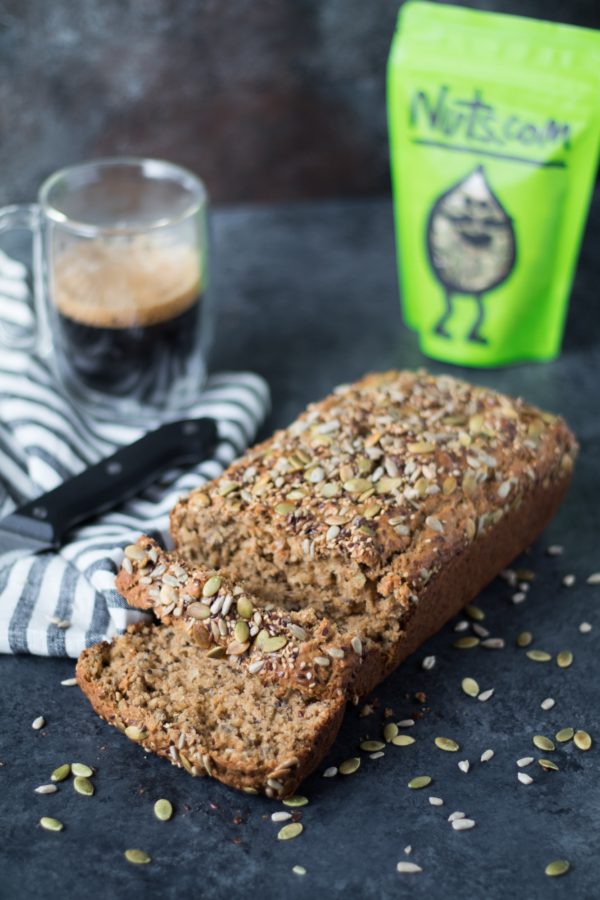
{"left": 14, "top": 417, "right": 217, "bottom": 548}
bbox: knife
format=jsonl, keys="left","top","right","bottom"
{"left": 0, "top": 417, "right": 217, "bottom": 556}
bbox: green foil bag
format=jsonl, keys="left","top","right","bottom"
{"left": 388, "top": 2, "right": 600, "bottom": 366}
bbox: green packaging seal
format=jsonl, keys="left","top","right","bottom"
{"left": 388, "top": 2, "right": 600, "bottom": 366}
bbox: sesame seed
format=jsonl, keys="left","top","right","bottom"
{"left": 428, "top": 796, "right": 444, "bottom": 806}
{"left": 579, "top": 622, "right": 592, "bottom": 634}
{"left": 32, "top": 716, "right": 45, "bottom": 730}
{"left": 404, "top": 845, "right": 412, "bottom": 855}
{"left": 562, "top": 574, "right": 576, "bottom": 587}
{"left": 480, "top": 749, "right": 494, "bottom": 762}
{"left": 541, "top": 698, "right": 555, "bottom": 711}
{"left": 322, "top": 767, "right": 337, "bottom": 778}
{"left": 454, "top": 620, "right": 470, "bottom": 632}
{"left": 586, "top": 573, "right": 600, "bottom": 585}
{"left": 458, "top": 760, "right": 470, "bottom": 773}
{"left": 512, "top": 592, "right": 526, "bottom": 604}
{"left": 518, "top": 772, "right": 533, "bottom": 785}
{"left": 546, "top": 545, "right": 564, "bottom": 556}
{"left": 292, "top": 865, "right": 307, "bottom": 876}
{"left": 422, "top": 655, "right": 436, "bottom": 671}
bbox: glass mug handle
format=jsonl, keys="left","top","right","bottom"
{"left": 0, "top": 203, "right": 51, "bottom": 355}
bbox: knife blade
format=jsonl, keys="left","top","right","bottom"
{"left": 0, "top": 417, "right": 217, "bottom": 556}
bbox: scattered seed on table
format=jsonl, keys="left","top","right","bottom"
{"left": 435, "top": 737, "right": 459, "bottom": 752}
{"left": 397, "top": 862, "right": 422, "bottom": 873}
{"left": 125, "top": 849, "right": 151, "bottom": 865}
{"left": 339, "top": 758, "right": 361, "bottom": 776}
{"left": 398, "top": 719, "right": 415, "bottom": 727}
{"left": 586, "top": 573, "right": 600, "bottom": 585}
{"left": 465, "top": 604, "right": 485, "bottom": 622}
{"left": 481, "top": 749, "right": 494, "bottom": 763}
{"left": 512, "top": 592, "right": 526, "bottom": 605}
{"left": 73, "top": 776, "right": 94, "bottom": 797}
{"left": 422, "top": 655, "right": 436, "bottom": 670}
{"left": 546, "top": 545, "right": 564, "bottom": 557}
{"left": 527, "top": 650, "right": 552, "bottom": 663}
{"left": 461, "top": 677, "right": 479, "bottom": 697}
{"left": 574, "top": 730, "right": 592, "bottom": 751}
{"left": 60, "top": 678, "right": 78, "bottom": 687}
{"left": 272, "top": 811, "right": 292, "bottom": 823}
{"left": 472, "top": 624, "right": 490, "bottom": 638}
{"left": 34, "top": 784, "right": 58, "bottom": 795}
{"left": 283, "top": 795, "right": 309, "bottom": 807}
{"left": 517, "top": 757, "right": 534, "bottom": 768}
{"left": 71, "top": 763, "right": 93, "bottom": 778}
{"left": 404, "top": 845, "right": 412, "bottom": 855}
{"left": 545, "top": 859, "right": 570, "bottom": 877}
{"left": 478, "top": 689, "right": 494, "bottom": 702}
{"left": 454, "top": 620, "right": 469, "bottom": 632}
{"left": 292, "top": 865, "right": 306, "bottom": 876}
{"left": 429, "top": 796, "right": 444, "bottom": 806}
{"left": 393, "top": 735, "right": 415, "bottom": 747}
{"left": 453, "top": 636, "right": 480, "bottom": 649}
{"left": 518, "top": 772, "right": 533, "bottom": 785}
{"left": 278, "top": 823, "right": 303, "bottom": 841}
{"left": 556, "top": 727, "right": 574, "bottom": 743}
{"left": 481, "top": 638, "right": 505, "bottom": 649}
{"left": 40, "top": 817, "right": 63, "bottom": 832}
{"left": 538, "top": 759, "right": 559, "bottom": 771}
{"left": 448, "top": 811, "right": 465, "bottom": 822}
{"left": 458, "top": 760, "right": 470, "bottom": 774}
{"left": 557, "top": 651, "right": 573, "bottom": 668}
{"left": 370, "top": 751, "right": 385, "bottom": 760}
{"left": 408, "top": 776, "right": 431, "bottom": 790}
{"left": 323, "top": 767, "right": 337, "bottom": 778}
{"left": 360, "top": 740, "right": 385, "bottom": 752}
{"left": 50, "top": 764, "right": 70, "bottom": 783}
{"left": 154, "top": 799, "right": 173, "bottom": 821}
{"left": 579, "top": 622, "right": 592, "bottom": 634}
{"left": 533, "top": 735, "right": 555, "bottom": 752}
{"left": 541, "top": 698, "right": 555, "bottom": 711}
{"left": 516, "top": 632, "right": 533, "bottom": 648}
{"left": 562, "top": 574, "right": 576, "bottom": 587}
{"left": 452, "top": 818, "right": 475, "bottom": 831}
{"left": 384, "top": 723, "right": 399, "bottom": 742}
{"left": 32, "top": 716, "right": 45, "bottom": 730}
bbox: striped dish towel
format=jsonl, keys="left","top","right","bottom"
{"left": 0, "top": 250, "right": 270, "bottom": 657}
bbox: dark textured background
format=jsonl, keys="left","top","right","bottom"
{"left": 0, "top": 0, "right": 597, "bottom": 205}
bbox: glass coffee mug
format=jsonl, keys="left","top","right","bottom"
{"left": 0, "top": 157, "right": 209, "bottom": 419}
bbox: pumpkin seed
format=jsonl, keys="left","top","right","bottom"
{"left": 574, "top": 730, "right": 592, "bottom": 751}
{"left": 125, "top": 725, "right": 147, "bottom": 742}
{"left": 526, "top": 649, "right": 552, "bottom": 662}
{"left": 262, "top": 635, "right": 288, "bottom": 653}
{"left": 533, "top": 735, "right": 555, "bottom": 752}
{"left": 408, "top": 776, "right": 431, "bottom": 790}
{"left": 538, "top": 759, "right": 559, "bottom": 771}
{"left": 557, "top": 650, "right": 573, "bottom": 668}
{"left": 278, "top": 823, "right": 303, "bottom": 841}
{"left": 545, "top": 859, "right": 570, "bottom": 877}
{"left": 50, "top": 764, "right": 70, "bottom": 782}
{"left": 71, "top": 763, "right": 93, "bottom": 778}
{"left": 125, "top": 849, "right": 151, "bottom": 865}
{"left": 435, "top": 737, "right": 459, "bottom": 752}
{"left": 383, "top": 723, "right": 399, "bottom": 742}
{"left": 516, "top": 631, "right": 532, "bottom": 647}
{"left": 392, "top": 735, "right": 416, "bottom": 747}
{"left": 339, "top": 757, "right": 361, "bottom": 775}
{"left": 282, "top": 795, "right": 309, "bottom": 807}
{"left": 556, "top": 727, "right": 574, "bottom": 743}
{"left": 360, "top": 740, "right": 385, "bottom": 752}
{"left": 465, "top": 604, "right": 485, "bottom": 621}
{"left": 40, "top": 817, "right": 63, "bottom": 832}
{"left": 236, "top": 596, "right": 254, "bottom": 619}
{"left": 275, "top": 502, "right": 296, "bottom": 515}
{"left": 202, "top": 576, "right": 221, "bottom": 598}
{"left": 154, "top": 799, "right": 173, "bottom": 821}
{"left": 453, "top": 636, "right": 480, "bottom": 649}
{"left": 73, "top": 776, "right": 94, "bottom": 796}
{"left": 234, "top": 620, "right": 250, "bottom": 644}
{"left": 343, "top": 478, "right": 372, "bottom": 494}
{"left": 461, "top": 677, "right": 479, "bottom": 697}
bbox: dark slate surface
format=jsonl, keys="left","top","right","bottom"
{"left": 0, "top": 0, "right": 597, "bottom": 205}
{"left": 1, "top": 194, "right": 599, "bottom": 899}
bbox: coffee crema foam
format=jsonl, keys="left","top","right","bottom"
{"left": 53, "top": 238, "right": 201, "bottom": 329}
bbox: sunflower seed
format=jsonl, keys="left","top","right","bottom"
{"left": 478, "top": 689, "right": 494, "bottom": 702}
{"left": 546, "top": 545, "right": 564, "bottom": 556}
{"left": 422, "top": 655, "right": 436, "bottom": 670}
{"left": 34, "top": 784, "right": 58, "bottom": 795}
{"left": 454, "top": 620, "right": 470, "bottom": 632}
{"left": 396, "top": 862, "right": 423, "bottom": 873}
{"left": 323, "top": 767, "right": 337, "bottom": 778}
{"left": 527, "top": 650, "right": 552, "bottom": 662}
{"left": 480, "top": 749, "right": 494, "bottom": 762}
{"left": 73, "top": 776, "right": 94, "bottom": 796}
{"left": 579, "top": 622, "right": 592, "bottom": 634}
{"left": 538, "top": 759, "right": 559, "bottom": 771}
{"left": 452, "top": 818, "right": 475, "bottom": 831}
{"left": 458, "top": 760, "right": 470, "bottom": 773}
{"left": 518, "top": 772, "right": 533, "bottom": 784}
{"left": 32, "top": 716, "right": 45, "bottom": 730}
{"left": 574, "top": 730, "right": 592, "bottom": 751}
{"left": 556, "top": 727, "right": 574, "bottom": 743}
{"left": 472, "top": 624, "right": 490, "bottom": 638}
{"left": 50, "top": 764, "right": 70, "bottom": 782}
{"left": 408, "top": 776, "right": 431, "bottom": 789}
{"left": 125, "top": 849, "right": 151, "bottom": 864}
{"left": 517, "top": 757, "right": 534, "bottom": 767}
{"left": 533, "top": 735, "right": 555, "bottom": 752}
{"left": 557, "top": 650, "right": 573, "bottom": 668}
{"left": 292, "top": 865, "right": 307, "bottom": 876}
{"left": 154, "top": 799, "right": 173, "bottom": 821}
{"left": 562, "top": 574, "right": 576, "bottom": 587}
{"left": 60, "top": 678, "right": 78, "bottom": 686}
{"left": 541, "top": 698, "right": 555, "bottom": 710}
{"left": 516, "top": 632, "right": 533, "bottom": 647}
{"left": 429, "top": 796, "right": 444, "bottom": 806}
{"left": 448, "top": 811, "right": 465, "bottom": 822}
{"left": 435, "top": 737, "right": 459, "bottom": 752}
{"left": 384, "top": 723, "right": 399, "bottom": 742}
{"left": 40, "top": 817, "right": 63, "bottom": 832}
{"left": 461, "top": 677, "right": 479, "bottom": 697}
{"left": 398, "top": 719, "right": 415, "bottom": 727}
{"left": 339, "top": 758, "right": 361, "bottom": 776}
{"left": 545, "top": 859, "right": 570, "bottom": 877}
{"left": 282, "top": 795, "right": 309, "bottom": 807}
{"left": 360, "top": 740, "right": 385, "bottom": 752}
{"left": 481, "top": 638, "right": 505, "bottom": 649}
{"left": 453, "top": 636, "right": 480, "bottom": 649}
{"left": 392, "top": 735, "right": 416, "bottom": 747}
{"left": 278, "top": 823, "right": 303, "bottom": 841}
{"left": 512, "top": 592, "right": 527, "bottom": 605}
{"left": 586, "top": 573, "right": 600, "bottom": 585}
{"left": 71, "top": 763, "right": 93, "bottom": 778}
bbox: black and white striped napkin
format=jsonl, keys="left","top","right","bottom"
{"left": 0, "top": 250, "right": 270, "bottom": 657}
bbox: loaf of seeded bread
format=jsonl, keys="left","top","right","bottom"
{"left": 78, "top": 370, "right": 577, "bottom": 797}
